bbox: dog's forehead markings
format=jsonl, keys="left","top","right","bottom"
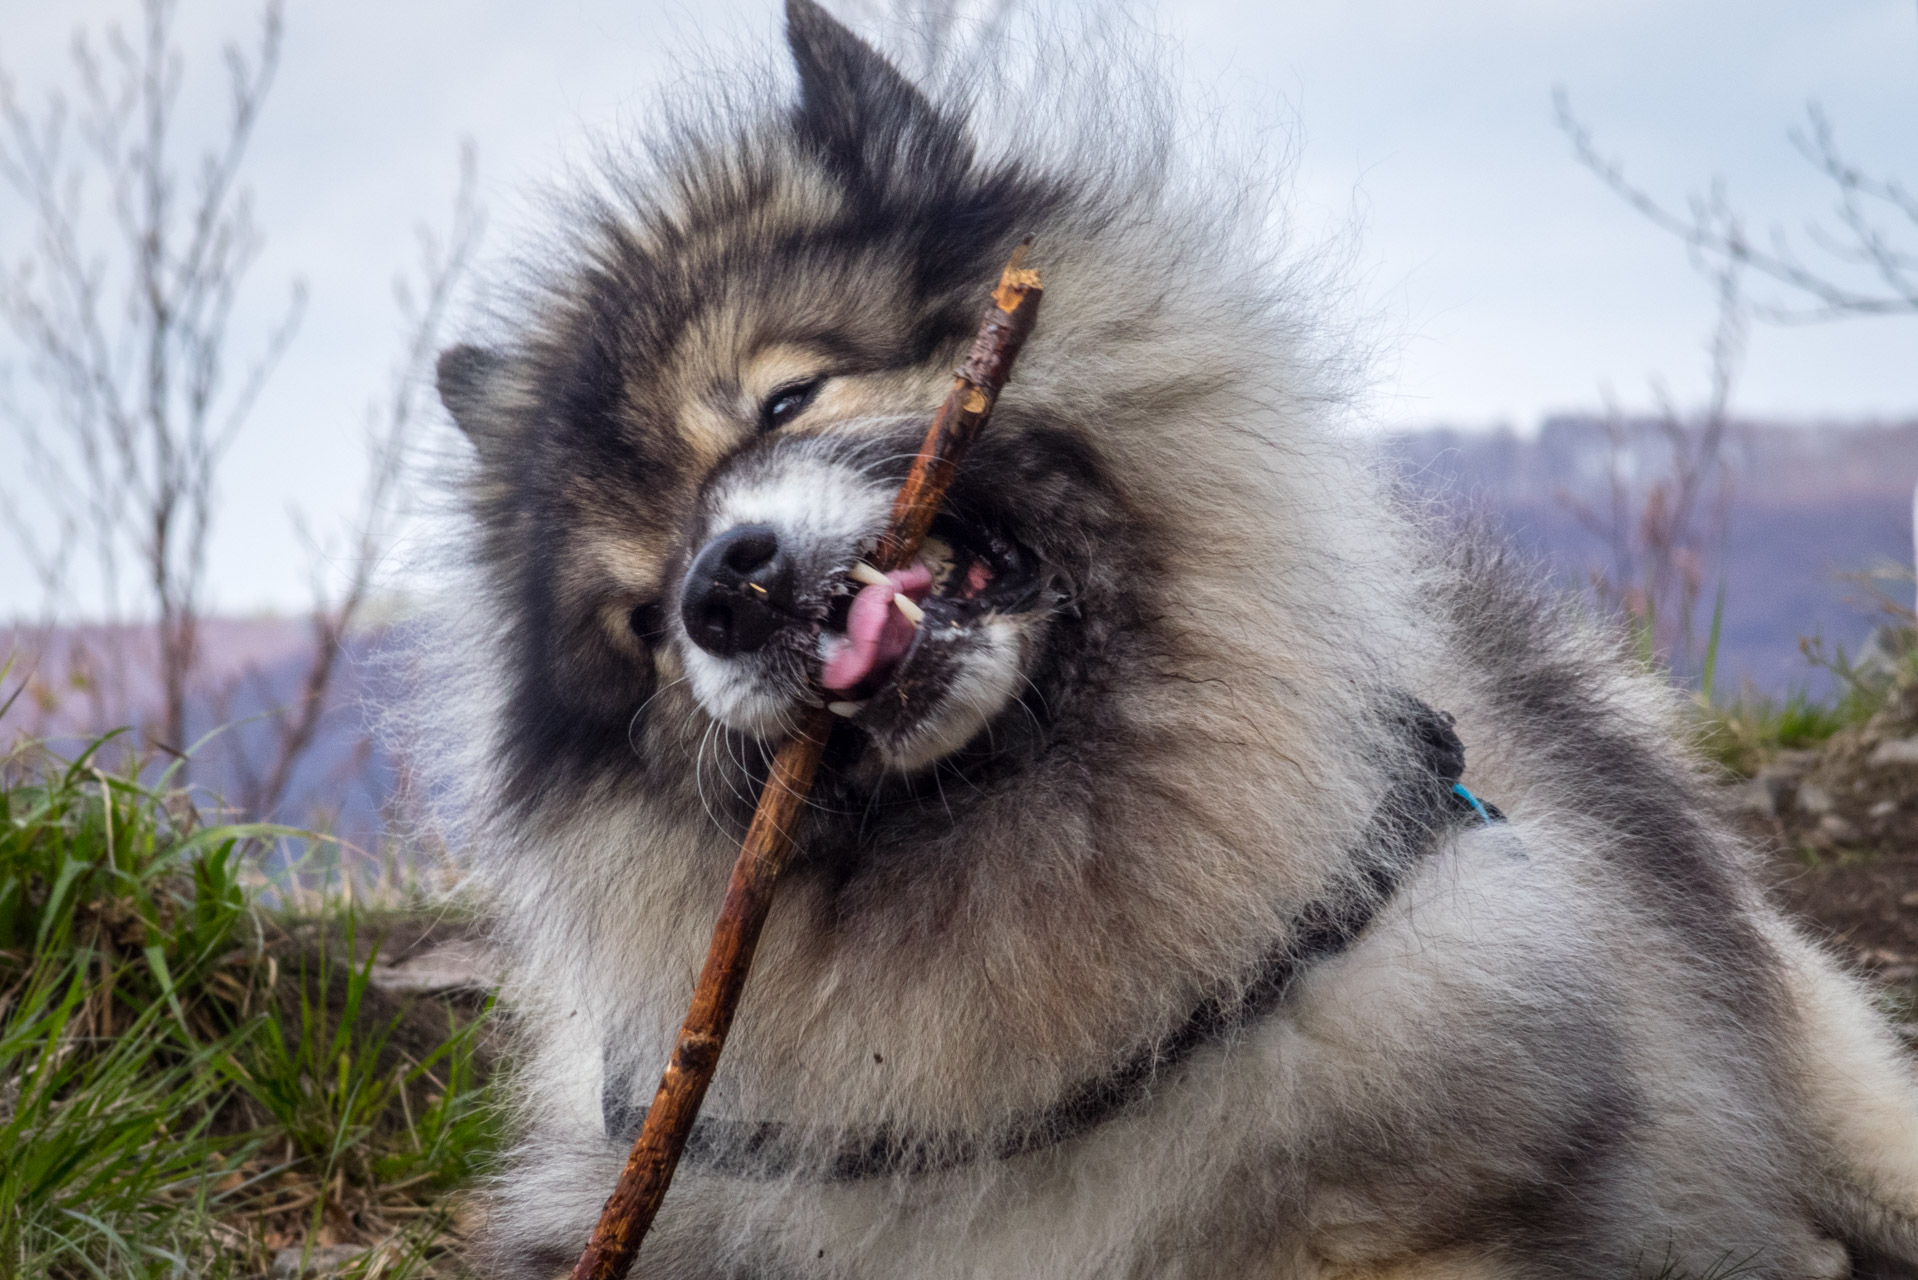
{"left": 646, "top": 328, "right": 826, "bottom": 466}
{"left": 675, "top": 399, "right": 738, "bottom": 470}
{"left": 632, "top": 312, "right": 744, "bottom": 462}
{"left": 671, "top": 168, "right": 845, "bottom": 253}
{"left": 822, "top": 365, "right": 953, "bottom": 427}
{"left": 743, "top": 343, "right": 832, "bottom": 404}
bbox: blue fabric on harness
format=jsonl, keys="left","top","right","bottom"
{"left": 1452, "top": 782, "right": 1503, "bottom": 826}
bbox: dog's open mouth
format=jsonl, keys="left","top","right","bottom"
{"left": 815, "top": 512, "right": 1040, "bottom": 710}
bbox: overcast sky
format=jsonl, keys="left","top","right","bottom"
{"left": 1, "top": 0, "right": 1915, "bottom": 616}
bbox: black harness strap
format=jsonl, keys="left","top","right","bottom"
{"left": 603, "top": 697, "right": 1501, "bottom": 1180}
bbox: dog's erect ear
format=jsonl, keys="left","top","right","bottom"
{"left": 784, "top": 0, "right": 969, "bottom": 183}
{"left": 437, "top": 344, "right": 512, "bottom": 460}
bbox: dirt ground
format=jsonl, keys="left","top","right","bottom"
{"left": 1735, "top": 681, "right": 1918, "bottom": 1021}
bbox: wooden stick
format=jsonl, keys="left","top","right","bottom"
{"left": 570, "top": 243, "right": 1043, "bottom": 1280}
{"left": 869, "top": 241, "right": 1042, "bottom": 573}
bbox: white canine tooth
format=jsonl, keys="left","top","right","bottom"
{"left": 892, "top": 594, "right": 925, "bottom": 625}
{"left": 849, "top": 561, "right": 890, "bottom": 587}
{"left": 827, "top": 700, "right": 867, "bottom": 718}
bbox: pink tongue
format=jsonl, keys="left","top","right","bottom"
{"left": 820, "top": 565, "right": 932, "bottom": 692}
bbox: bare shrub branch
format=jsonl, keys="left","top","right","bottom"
{"left": 2, "top": 1, "right": 482, "bottom": 854}
{"left": 0, "top": 0, "right": 304, "bottom": 756}
{"left": 1556, "top": 89, "right": 1918, "bottom": 324}
{"left": 1555, "top": 258, "right": 1745, "bottom": 676}
{"left": 1551, "top": 70, "right": 1918, "bottom": 679}
{"left": 228, "top": 143, "right": 485, "bottom": 823}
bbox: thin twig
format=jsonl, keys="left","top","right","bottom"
{"left": 569, "top": 241, "right": 1043, "bottom": 1280}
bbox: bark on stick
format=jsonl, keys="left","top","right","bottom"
{"left": 570, "top": 243, "right": 1043, "bottom": 1280}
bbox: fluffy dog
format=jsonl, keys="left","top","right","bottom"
{"left": 418, "top": 3, "right": 1918, "bottom": 1274}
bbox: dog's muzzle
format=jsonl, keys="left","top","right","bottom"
{"left": 674, "top": 450, "right": 1051, "bottom": 767}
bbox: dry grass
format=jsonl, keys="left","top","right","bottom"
{"left": 0, "top": 731, "right": 497, "bottom": 1278}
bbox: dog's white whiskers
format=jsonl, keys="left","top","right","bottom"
{"left": 691, "top": 720, "right": 727, "bottom": 840}
{"left": 720, "top": 735, "right": 758, "bottom": 809}
{"left": 628, "top": 674, "right": 692, "bottom": 755}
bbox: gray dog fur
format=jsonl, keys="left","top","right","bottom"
{"left": 412, "top": 3, "right": 1918, "bottom": 1275}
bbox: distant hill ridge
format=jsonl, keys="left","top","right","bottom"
{"left": 6, "top": 418, "right": 1912, "bottom": 843}
{"left": 1388, "top": 416, "right": 1918, "bottom": 694}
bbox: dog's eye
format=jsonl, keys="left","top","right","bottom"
{"left": 759, "top": 379, "right": 822, "bottom": 432}
{"left": 629, "top": 602, "right": 666, "bottom": 644}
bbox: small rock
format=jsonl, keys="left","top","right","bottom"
{"left": 1796, "top": 783, "right": 1835, "bottom": 816}
{"left": 1899, "top": 892, "right": 1918, "bottom": 909}
{"left": 1817, "top": 814, "right": 1861, "bottom": 844}
{"left": 271, "top": 1245, "right": 366, "bottom": 1279}
{"left": 368, "top": 938, "right": 500, "bottom": 995}
{"left": 1762, "top": 749, "right": 1819, "bottom": 778}
{"left": 1870, "top": 736, "right": 1918, "bottom": 767}
{"left": 1871, "top": 799, "right": 1898, "bottom": 819}
{"left": 1735, "top": 778, "right": 1779, "bottom": 819}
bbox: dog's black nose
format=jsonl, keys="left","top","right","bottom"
{"left": 680, "top": 524, "right": 795, "bottom": 656}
